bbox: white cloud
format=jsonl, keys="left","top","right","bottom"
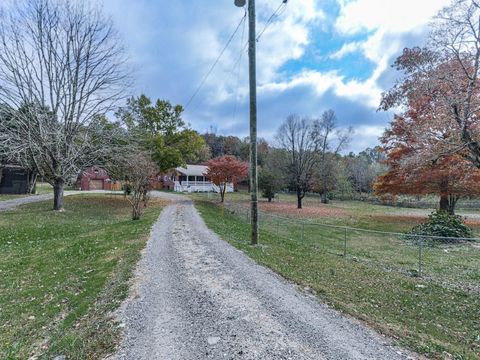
{"left": 354, "top": 125, "right": 385, "bottom": 137}
{"left": 163, "top": 0, "right": 325, "bottom": 106}
{"left": 339, "top": 125, "right": 385, "bottom": 153}
{"left": 257, "top": 0, "right": 449, "bottom": 117}
{"left": 329, "top": 41, "right": 363, "bottom": 59}
{"left": 97, "top": 0, "right": 451, "bottom": 152}
{"left": 318, "top": 0, "right": 453, "bottom": 119}
{"left": 259, "top": 69, "right": 382, "bottom": 109}
{"left": 335, "top": 0, "right": 450, "bottom": 35}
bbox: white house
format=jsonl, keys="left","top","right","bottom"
{"left": 163, "top": 164, "right": 234, "bottom": 193}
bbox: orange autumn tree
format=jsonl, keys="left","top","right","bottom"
{"left": 205, "top": 155, "right": 248, "bottom": 203}
{"left": 374, "top": 114, "right": 480, "bottom": 214}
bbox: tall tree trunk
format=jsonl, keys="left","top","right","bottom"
{"left": 296, "top": 187, "right": 302, "bottom": 209}
{"left": 321, "top": 174, "right": 329, "bottom": 204}
{"left": 28, "top": 172, "right": 37, "bottom": 194}
{"left": 448, "top": 194, "right": 458, "bottom": 215}
{"left": 321, "top": 191, "right": 329, "bottom": 204}
{"left": 142, "top": 189, "right": 149, "bottom": 208}
{"left": 439, "top": 194, "right": 449, "bottom": 213}
{"left": 220, "top": 184, "right": 226, "bottom": 203}
{"left": 131, "top": 191, "right": 142, "bottom": 220}
{"left": 132, "top": 202, "right": 141, "bottom": 220}
{"left": 53, "top": 178, "right": 65, "bottom": 211}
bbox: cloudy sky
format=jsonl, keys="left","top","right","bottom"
{"left": 101, "top": 0, "right": 451, "bottom": 153}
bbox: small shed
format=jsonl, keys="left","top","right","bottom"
{"left": 77, "top": 166, "right": 113, "bottom": 191}
{"left": 0, "top": 165, "right": 35, "bottom": 194}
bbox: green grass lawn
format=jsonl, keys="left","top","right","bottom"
{"left": 0, "top": 194, "right": 30, "bottom": 201}
{"left": 195, "top": 200, "right": 480, "bottom": 360}
{"left": 0, "top": 196, "right": 163, "bottom": 359}
{"left": 35, "top": 182, "right": 53, "bottom": 194}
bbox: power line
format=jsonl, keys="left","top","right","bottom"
{"left": 185, "top": 1, "right": 288, "bottom": 112}
{"left": 232, "top": 11, "right": 247, "bottom": 124}
{"left": 256, "top": 0, "right": 288, "bottom": 42}
{"left": 229, "top": 0, "right": 288, "bottom": 85}
{"left": 185, "top": 12, "right": 247, "bottom": 109}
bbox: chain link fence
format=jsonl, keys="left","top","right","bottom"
{"left": 222, "top": 202, "right": 480, "bottom": 293}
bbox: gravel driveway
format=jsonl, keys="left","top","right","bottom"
{"left": 115, "top": 195, "right": 414, "bottom": 360}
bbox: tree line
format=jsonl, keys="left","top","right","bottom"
{"left": 2, "top": 0, "right": 480, "bottom": 219}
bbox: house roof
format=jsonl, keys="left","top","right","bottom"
{"left": 175, "top": 164, "right": 208, "bottom": 176}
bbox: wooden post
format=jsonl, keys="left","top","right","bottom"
{"left": 418, "top": 236, "right": 423, "bottom": 277}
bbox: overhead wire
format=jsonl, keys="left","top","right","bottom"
{"left": 185, "top": 11, "right": 247, "bottom": 109}
{"left": 231, "top": 0, "right": 288, "bottom": 72}
{"left": 231, "top": 8, "right": 247, "bottom": 124}
{"left": 256, "top": 0, "right": 288, "bottom": 42}
{"left": 230, "top": 0, "right": 289, "bottom": 124}
{"left": 185, "top": 1, "right": 288, "bottom": 113}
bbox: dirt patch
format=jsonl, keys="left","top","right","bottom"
{"left": 464, "top": 218, "right": 480, "bottom": 226}
{"left": 372, "top": 215, "right": 425, "bottom": 225}
{"left": 258, "top": 202, "right": 350, "bottom": 219}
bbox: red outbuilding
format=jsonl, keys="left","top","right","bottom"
{"left": 77, "top": 166, "right": 113, "bottom": 191}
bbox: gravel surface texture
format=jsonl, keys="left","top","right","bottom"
{"left": 115, "top": 194, "right": 415, "bottom": 360}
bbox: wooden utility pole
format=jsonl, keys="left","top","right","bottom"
{"left": 248, "top": 0, "right": 258, "bottom": 245}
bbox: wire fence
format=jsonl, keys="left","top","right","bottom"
{"left": 221, "top": 202, "right": 480, "bottom": 294}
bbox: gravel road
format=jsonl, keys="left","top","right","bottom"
{"left": 115, "top": 196, "right": 414, "bottom": 360}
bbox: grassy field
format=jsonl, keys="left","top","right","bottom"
{"left": 191, "top": 192, "right": 480, "bottom": 233}
{"left": 195, "top": 199, "right": 480, "bottom": 359}
{"left": 0, "top": 195, "right": 164, "bottom": 359}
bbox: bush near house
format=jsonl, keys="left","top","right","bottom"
{"left": 407, "top": 210, "right": 473, "bottom": 243}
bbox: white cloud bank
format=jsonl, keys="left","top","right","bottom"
{"left": 335, "top": 0, "right": 450, "bottom": 35}
{"left": 100, "top": 0, "right": 455, "bottom": 152}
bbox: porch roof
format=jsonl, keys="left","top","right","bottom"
{"left": 175, "top": 164, "right": 208, "bottom": 177}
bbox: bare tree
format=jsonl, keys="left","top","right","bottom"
{"left": 276, "top": 115, "right": 322, "bottom": 209}
{"left": 0, "top": 0, "right": 128, "bottom": 210}
{"left": 118, "top": 152, "right": 158, "bottom": 220}
{"left": 314, "top": 110, "right": 352, "bottom": 204}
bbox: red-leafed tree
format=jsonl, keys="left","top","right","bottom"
{"left": 380, "top": 1, "right": 480, "bottom": 168}
{"left": 374, "top": 113, "right": 480, "bottom": 214}
{"left": 205, "top": 155, "right": 248, "bottom": 203}
{"left": 377, "top": 1, "right": 480, "bottom": 213}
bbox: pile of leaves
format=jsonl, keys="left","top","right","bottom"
{"left": 407, "top": 210, "right": 473, "bottom": 243}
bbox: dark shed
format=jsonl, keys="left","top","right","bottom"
{"left": 0, "top": 165, "right": 35, "bottom": 194}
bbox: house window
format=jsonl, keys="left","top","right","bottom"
{"left": 188, "top": 176, "right": 195, "bottom": 182}
{"left": 179, "top": 175, "right": 187, "bottom": 182}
